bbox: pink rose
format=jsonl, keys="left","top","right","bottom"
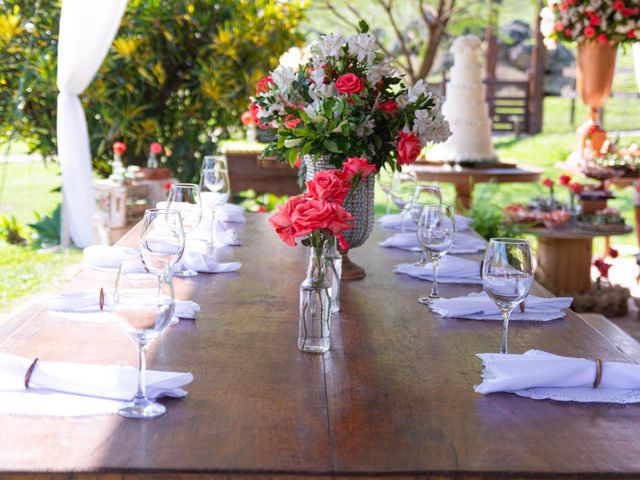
{"left": 397, "top": 131, "right": 422, "bottom": 166}
{"left": 268, "top": 196, "right": 307, "bottom": 247}
{"left": 342, "top": 157, "right": 377, "bottom": 180}
{"left": 306, "top": 170, "right": 349, "bottom": 204}
{"left": 324, "top": 203, "right": 354, "bottom": 235}
{"left": 150, "top": 142, "right": 163, "bottom": 154}
{"left": 584, "top": 26, "right": 596, "bottom": 38}
{"left": 290, "top": 199, "right": 338, "bottom": 236}
{"left": 335, "top": 73, "right": 365, "bottom": 95}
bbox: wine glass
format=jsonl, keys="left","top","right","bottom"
{"left": 200, "top": 167, "right": 231, "bottom": 247}
{"left": 377, "top": 168, "right": 395, "bottom": 215}
{"left": 482, "top": 238, "right": 533, "bottom": 354}
{"left": 408, "top": 185, "right": 442, "bottom": 265}
{"left": 202, "top": 154, "right": 228, "bottom": 173}
{"left": 113, "top": 259, "right": 175, "bottom": 419}
{"left": 166, "top": 183, "right": 202, "bottom": 277}
{"left": 388, "top": 171, "right": 417, "bottom": 233}
{"left": 416, "top": 204, "right": 456, "bottom": 304}
{"left": 140, "top": 209, "right": 185, "bottom": 276}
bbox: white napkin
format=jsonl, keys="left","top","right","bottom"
{"left": 379, "top": 213, "right": 472, "bottom": 232}
{"left": 380, "top": 232, "right": 486, "bottom": 254}
{"left": 83, "top": 245, "right": 141, "bottom": 270}
{"left": 0, "top": 353, "right": 193, "bottom": 416}
{"left": 216, "top": 203, "right": 246, "bottom": 223}
{"left": 394, "top": 256, "right": 482, "bottom": 284}
{"left": 189, "top": 219, "right": 242, "bottom": 247}
{"left": 430, "top": 292, "right": 572, "bottom": 321}
{"left": 46, "top": 291, "right": 200, "bottom": 320}
{"left": 475, "top": 350, "right": 640, "bottom": 403}
{"left": 177, "top": 245, "right": 241, "bottom": 274}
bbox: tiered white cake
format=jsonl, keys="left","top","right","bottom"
{"left": 431, "top": 35, "right": 497, "bottom": 162}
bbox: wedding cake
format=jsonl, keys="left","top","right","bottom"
{"left": 430, "top": 35, "right": 497, "bottom": 162}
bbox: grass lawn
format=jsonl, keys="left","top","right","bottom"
{"left": 0, "top": 161, "right": 82, "bottom": 315}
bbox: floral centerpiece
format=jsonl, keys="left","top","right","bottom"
{"left": 253, "top": 22, "right": 450, "bottom": 278}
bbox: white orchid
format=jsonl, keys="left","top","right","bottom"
{"left": 346, "top": 33, "right": 377, "bottom": 65}
{"left": 407, "top": 80, "right": 427, "bottom": 103}
{"left": 271, "top": 66, "right": 296, "bottom": 92}
{"left": 315, "top": 33, "right": 345, "bottom": 60}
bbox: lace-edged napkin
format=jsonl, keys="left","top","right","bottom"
{"left": 476, "top": 350, "right": 640, "bottom": 404}
{"left": 431, "top": 292, "right": 571, "bottom": 321}
{"left": 394, "top": 256, "right": 482, "bottom": 284}
{"left": 379, "top": 213, "right": 472, "bottom": 232}
{"left": 0, "top": 353, "right": 193, "bottom": 416}
{"left": 380, "top": 231, "right": 486, "bottom": 254}
{"left": 46, "top": 291, "right": 200, "bottom": 321}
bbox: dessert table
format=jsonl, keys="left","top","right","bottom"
{"left": 3, "top": 214, "right": 640, "bottom": 478}
{"left": 406, "top": 163, "right": 543, "bottom": 209}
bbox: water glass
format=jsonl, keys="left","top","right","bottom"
{"left": 388, "top": 171, "right": 417, "bottom": 233}
{"left": 482, "top": 238, "right": 533, "bottom": 354}
{"left": 113, "top": 259, "right": 175, "bottom": 419}
{"left": 416, "top": 204, "right": 456, "bottom": 304}
{"left": 407, "top": 185, "right": 442, "bottom": 265}
{"left": 140, "top": 209, "right": 185, "bottom": 277}
{"left": 167, "top": 183, "right": 202, "bottom": 277}
{"left": 200, "top": 167, "right": 231, "bottom": 247}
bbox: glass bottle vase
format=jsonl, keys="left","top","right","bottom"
{"left": 324, "top": 236, "right": 342, "bottom": 313}
{"left": 298, "top": 246, "right": 332, "bottom": 353}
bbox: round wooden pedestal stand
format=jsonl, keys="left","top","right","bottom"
{"left": 341, "top": 253, "right": 365, "bottom": 280}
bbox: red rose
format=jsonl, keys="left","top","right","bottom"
{"left": 590, "top": 15, "right": 600, "bottom": 26}
{"left": 163, "top": 181, "right": 172, "bottom": 192}
{"left": 113, "top": 142, "right": 127, "bottom": 155}
{"left": 594, "top": 258, "right": 611, "bottom": 278}
{"left": 608, "top": 247, "right": 619, "bottom": 259}
{"left": 555, "top": 21, "right": 564, "bottom": 32}
{"left": 559, "top": 175, "right": 571, "bottom": 186}
{"left": 256, "top": 75, "right": 274, "bottom": 94}
{"left": 613, "top": 0, "right": 625, "bottom": 10}
{"left": 342, "top": 156, "right": 377, "bottom": 181}
{"left": 335, "top": 73, "right": 365, "bottom": 95}
{"left": 290, "top": 199, "right": 339, "bottom": 236}
{"left": 241, "top": 110, "right": 256, "bottom": 126}
{"left": 397, "top": 131, "right": 422, "bottom": 166}
{"left": 564, "top": 28, "right": 572, "bottom": 37}
{"left": 628, "top": 30, "right": 636, "bottom": 39}
{"left": 380, "top": 99, "right": 398, "bottom": 113}
{"left": 597, "top": 33, "right": 608, "bottom": 44}
{"left": 284, "top": 114, "right": 301, "bottom": 129}
{"left": 541, "top": 178, "right": 554, "bottom": 188}
{"left": 306, "top": 170, "right": 349, "bottom": 204}
{"left": 568, "top": 182, "right": 584, "bottom": 194}
{"left": 150, "top": 142, "right": 163, "bottom": 155}
{"left": 269, "top": 195, "right": 307, "bottom": 247}
{"left": 584, "top": 26, "right": 596, "bottom": 38}
{"left": 294, "top": 153, "right": 302, "bottom": 169}
{"left": 324, "top": 203, "right": 354, "bottom": 236}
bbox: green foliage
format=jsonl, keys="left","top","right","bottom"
{"left": 1, "top": 0, "right": 306, "bottom": 181}
{"left": 469, "top": 183, "right": 523, "bottom": 241}
{"left": 0, "top": 215, "right": 27, "bottom": 245}
{"left": 29, "top": 203, "right": 62, "bottom": 248}
{"left": 236, "top": 189, "right": 288, "bottom": 212}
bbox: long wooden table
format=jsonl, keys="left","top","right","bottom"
{"left": 3, "top": 215, "right": 640, "bottom": 478}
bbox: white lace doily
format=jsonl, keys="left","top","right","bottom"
{"left": 514, "top": 387, "right": 640, "bottom": 404}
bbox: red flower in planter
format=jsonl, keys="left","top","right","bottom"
{"left": 559, "top": 175, "right": 571, "bottom": 186}
{"left": 397, "top": 131, "right": 422, "bottom": 166}
{"left": 593, "top": 258, "right": 611, "bottom": 278}
{"left": 150, "top": 142, "right": 163, "bottom": 155}
{"left": 541, "top": 178, "right": 554, "bottom": 188}
{"left": 568, "top": 182, "right": 584, "bottom": 194}
{"left": 113, "top": 142, "right": 127, "bottom": 155}
{"left": 306, "top": 170, "right": 349, "bottom": 204}
{"left": 335, "top": 73, "right": 365, "bottom": 95}
{"left": 341, "top": 156, "right": 377, "bottom": 181}
{"left": 608, "top": 247, "right": 619, "bottom": 259}
{"left": 380, "top": 99, "right": 398, "bottom": 113}
{"left": 256, "top": 75, "right": 274, "bottom": 94}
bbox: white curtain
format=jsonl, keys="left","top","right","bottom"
{"left": 634, "top": 43, "right": 640, "bottom": 94}
{"left": 57, "top": 0, "right": 128, "bottom": 247}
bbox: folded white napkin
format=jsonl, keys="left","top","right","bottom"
{"left": 188, "top": 219, "right": 242, "bottom": 247}
{"left": 46, "top": 291, "right": 200, "bottom": 320}
{"left": 83, "top": 245, "right": 141, "bottom": 270}
{"left": 379, "top": 213, "right": 472, "bottom": 232}
{"left": 475, "top": 350, "right": 640, "bottom": 403}
{"left": 394, "top": 256, "right": 482, "bottom": 284}
{"left": 216, "top": 203, "right": 246, "bottom": 223}
{"left": 177, "top": 245, "right": 242, "bottom": 274}
{"left": 430, "top": 292, "right": 572, "bottom": 321}
{"left": 0, "top": 353, "right": 193, "bottom": 416}
{"left": 380, "top": 232, "right": 486, "bottom": 254}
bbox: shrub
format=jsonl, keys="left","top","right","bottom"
{"left": 0, "top": 0, "right": 306, "bottom": 181}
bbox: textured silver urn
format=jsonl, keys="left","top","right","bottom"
{"left": 304, "top": 154, "right": 376, "bottom": 279}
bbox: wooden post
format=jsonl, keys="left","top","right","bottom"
{"left": 528, "top": 0, "right": 546, "bottom": 134}
{"left": 535, "top": 236, "right": 593, "bottom": 295}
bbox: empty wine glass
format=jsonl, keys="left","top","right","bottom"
{"left": 200, "top": 167, "right": 231, "bottom": 247}
{"left": 140, "top": 209, "right": 185, "bottom": 277}
{"left": 166, "top": 183, "right": 202, "bottom": 277}
{"left": 482, "top": 238, "right": 533, "bottom": 354}
{"left": 113, "top": 259, "right": 175, "bottom": 419}
{"left": 388, "top": 171, "right": 417, "bottom": 233}
{"left": 408, "top": 185, "right": 442, "bottom": 265}
{"left": 377, "top": 168, "right": 395, "bottom": 215}
{"left": 416, "top": 204, "right": 456, "bottom": 304}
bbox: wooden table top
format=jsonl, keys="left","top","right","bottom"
{"left": 407, "top": 163, "right": 543, "bottom": 184}
{"left": 526, "top": 225, "right": 633, "bottom": 240}
{"left": 3, "top": 215, "right": 640, "bottom": 479}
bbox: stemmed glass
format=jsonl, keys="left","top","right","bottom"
{"left": 140, "top": 209, "right": 185, "bottom": 276}
{"left": 482, "top": 238, "right": 533, "bottom": 354}
{"left": 377, "top": 168, "right": 395, "bottom": 215}
{"left": 113, "top": 259, "right": 175, "bottom": 419}
{"left": 416, "top": 204, "right": 456, "bottom": 304}
{"left": 388, "top": 171, "right": 417, "bottom": 233}
{"left": 166, "top": 183, "right": 202, "bottom": 277}
{"left": 200, "top": 163, "right": 231, "bottom": 247}
{"left": 407, "top": 185, "right": 442, "bottom": 265}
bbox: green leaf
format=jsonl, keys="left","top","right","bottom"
{"left": 323, "top": 139, "right": 340, "bottom": 153}
{"left": 358, "top": 20, "right": 369, "bottom": 33}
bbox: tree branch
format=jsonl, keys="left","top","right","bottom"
{"left": 373, "top": 0, "right": 415, "bottom": 81}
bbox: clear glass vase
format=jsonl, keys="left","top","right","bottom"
{"left": 298, "top": 246, "right": 332, "bottom": 353}
{"left": 324, "top": 236, "right": 342, "bottom": 313}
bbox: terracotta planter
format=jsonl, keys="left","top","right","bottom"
{"left": 576, "top": 41, "right": 617, "bottom": 120}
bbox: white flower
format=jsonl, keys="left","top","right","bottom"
{"left": 540, "top": 7, "right": 556, "bottom": 38}
{"left": 309, "top": 82, "right": 335, "bottom": 101}
{"left": 412, "top": 107, "right": 451, "bottom": 145}
{"left": 356, "top": 117, "right": 375, "bottom": 138}
{"left": 272, "top": 66, "right": 296, "bottom": 92}
{"left": 315, "top": 33, "right": 345, "bottom": 60}
{"left": 367, "top": 62, "right": 394, "bottom": 85}
{"left": 279, "top": 46, "right": 310, "bottom": 70}
{"left": 406, "top": 79, "right": 427, "bottom": 103}
{"left": 303, "top": 100, "right": 325, "bottom": 124}
{"left": 346, "top": 33, "right": 377, "bottom": 65}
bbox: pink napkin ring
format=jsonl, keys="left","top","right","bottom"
{"left": 24, "top": 358, "right": 39, "bottom": 389}
{"left": 593, "top": 358, "right": 603, "bottom": 388}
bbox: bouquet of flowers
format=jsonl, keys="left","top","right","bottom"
{"left": 541, "top": 0, "right": 639, "bottom": 47}
{"left": 252, "top": 22, "right": 450, "bottom": 172}
{"left": 269, "top": 156, "right": 376, "bottom": 249}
